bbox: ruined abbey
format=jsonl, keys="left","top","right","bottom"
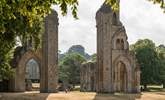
{"left": 5, "top": 1, "right": 140, "bottom": 93}
{"left": 80, "top": 2, "right": 140, "bottom": 93}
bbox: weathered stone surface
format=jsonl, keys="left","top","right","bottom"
{"left": 80, "top": 62, "right": 96, "bottom": 92}
{"left": 40, "top": 10, "right": 59, "bottom": 93}
{"left": 13, "top": 49, "right": 41, "bottom": 92}
{"left": 10, "top": 10, "right": 59, "bottom": 93}
{"left": 96, "top": 2, "right": 140, "bottom": 93}
{"left": 25, "top": 79, "right": 32, "bottom": 91}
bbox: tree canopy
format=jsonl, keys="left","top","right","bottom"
{"left": 91, "top": 53, "right": 97, "bottom": 62}
{"left": 156, "top": 45, "right": 165, "bottom": 88}
{"left": 130, "top": 39, "right": 165, "bottom": 90}
{"left": 59, "top": 53, "right": 86, "bottom": 87}
{"left": 0, "top": 0, "right": 78, "bottom": 80}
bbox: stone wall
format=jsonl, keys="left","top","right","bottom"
{"left": 80, "top": 62, "right": 97, "bottom": 92}
{"left": 12, "top": 49, "right": 41, "bottom": 92}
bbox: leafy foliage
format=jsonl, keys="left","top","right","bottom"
{"left": 91, "top": 53, "right": 97, "bottom": 62}
{"left": 0, "top": 39, "right": 14, "bottom": 80}
{"left": 0, "top": 0, "right": 78, "bottom": 80}
{"left": 130, "top": 39, "right": 161, "bottom": 88}
{"left": 59, "top": 53, "right": 86, "bottom": 86}
{"left": 156, "top": 45, "right": 165, "bottom": 87}
{"left": 0, "top": 0, "right": 79, "bottom": 47}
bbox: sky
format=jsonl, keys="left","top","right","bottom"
{"left": 53, "top": 0, "right": 165, "bottom": 55}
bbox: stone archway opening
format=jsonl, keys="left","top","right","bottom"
{"left": 13, "top": 50, "right": 42, "bottom": 92}
{"left": 113, "top": 55, "right": 132, "bottom": 93}
{"left": 118, "top": 61, "right": 127, "bottom": 92}
{"left": 25, "top": 58, "right": 40, "bottom": 91}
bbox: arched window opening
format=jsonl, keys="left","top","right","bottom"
{"left": 121, "top": 39, "right": 124, "bottom": 49}
{"left": 25, "top": 58, "right": 40, "bottom": 91}
{"left": 112, "top": 13, "right": 118, "bottom": 25}
{"left": 119, "top": 61, "right": 127, "bottom": 92}
{"left": 116, "top": 38, "right": 125, "bottom": 50}
{"left": 116, "top": 39, "right": 120, "bottom": 49}
{"left": 116, "top": 61, "right": 127, "bottom": 92}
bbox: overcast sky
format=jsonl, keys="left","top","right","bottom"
{"left": 53, "top": 0, "right": 165, "bottom": 55}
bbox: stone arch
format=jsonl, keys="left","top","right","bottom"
{"left": 113, "top": 55, "right": 132, "bottom": 92}
{"left": 118, "top": 61, "right": 127, "bottom": 92}
{"left": 112, "top": 13, "right": 118, "bottom": 25}
{"left": 14, "top": 49, "right": 41, "bottom": 92}
{"left": 116, "top": 39, "right": 120, "bottom": 49}
{"left": 112, "top": 28, "right": 128, "bottom": 50}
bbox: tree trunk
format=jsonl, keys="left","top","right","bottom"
{"left": 62, "top": 80, "right": 69, "bottom": 91}
{"left": 163, "top": 83, "right": 165, "bottom": 88}
{"left": 73, "top": 84, "right": 75, "bottom": 88}
{"left": 144, "top": 84, "right": 147, "bottom": 91}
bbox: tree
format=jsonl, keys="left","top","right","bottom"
{"left": 59, "top": 53, "right": 86, "bottom": 88}
{"left": 156, "top": 45, "right": 165, "bottom": 88}
{"left": 0, "top": 42, "right": 14, "bottom": 80}
{"left": 130, "top": 39, "right": 160, "bottom": 90}
{"left": 0, "top": 0, "right": 78, "bottom": 80}
{"left": 0, "top": 0, "right": 79, "bottom": 49}
{"left": 91, "top": 53, "right": 97, "bottom": 62}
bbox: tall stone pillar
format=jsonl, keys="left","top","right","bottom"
{"left": 96, "top": 3, "right": 114, "bottom": 93}
{"left": 96, "top": 1, "right": 121, "bottom": 93}
{"left": 40, "top": 10, "right": 59, "bottom": 93}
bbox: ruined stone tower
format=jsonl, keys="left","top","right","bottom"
{"left": 96, "top": 1, "right": 140, "bottom": 93}
{"left": 40, "top": 10, "right": 59, "bottom": 93}
{"left": 11, "top": 10, "right": 59, "bottom": 93}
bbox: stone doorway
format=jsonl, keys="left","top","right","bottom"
{"left": 14, "top": 50, "right": 41, "bottom": 92}
{"left": 113, "top": 56, "right": 133, "bottom": 93}
{"left": 118, "top": 61, "right": 127, "bottom": 92}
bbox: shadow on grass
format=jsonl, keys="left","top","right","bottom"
{"left": 147, "top": 87, "right": 165, "bottom": 92}
{"left": 0, "top": 92, "right": 50, "bottom": 100}
{"left": 93, "top": 93, "right": 142, "bottom": 100}
{"left": 142, "top": 87, "right": 165, "bottom": 96}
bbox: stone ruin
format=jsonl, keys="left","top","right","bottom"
{"left": 80, "top": 2, "right": 140, "bottom": 93}
{"left": 80, "top": 62, "right": 97, "bottom": 92}
{"left": 4, "top": 0, "right": 140, "bottom": 94}
{"left": 8, "top": 10, "right": 59, "bottom": 93}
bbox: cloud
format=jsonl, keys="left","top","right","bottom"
{"left": 53, "top": 0, "right": 165, "bottom": 54}
{"left": 121, "top": 0, "right": 165, "bottom": 45}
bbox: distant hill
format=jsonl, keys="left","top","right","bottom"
{"left": 68, "top": 45, "right": 91, "bottom": 60}
{"left": 59, "top": 45, "right": 91, "bottom": 61}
